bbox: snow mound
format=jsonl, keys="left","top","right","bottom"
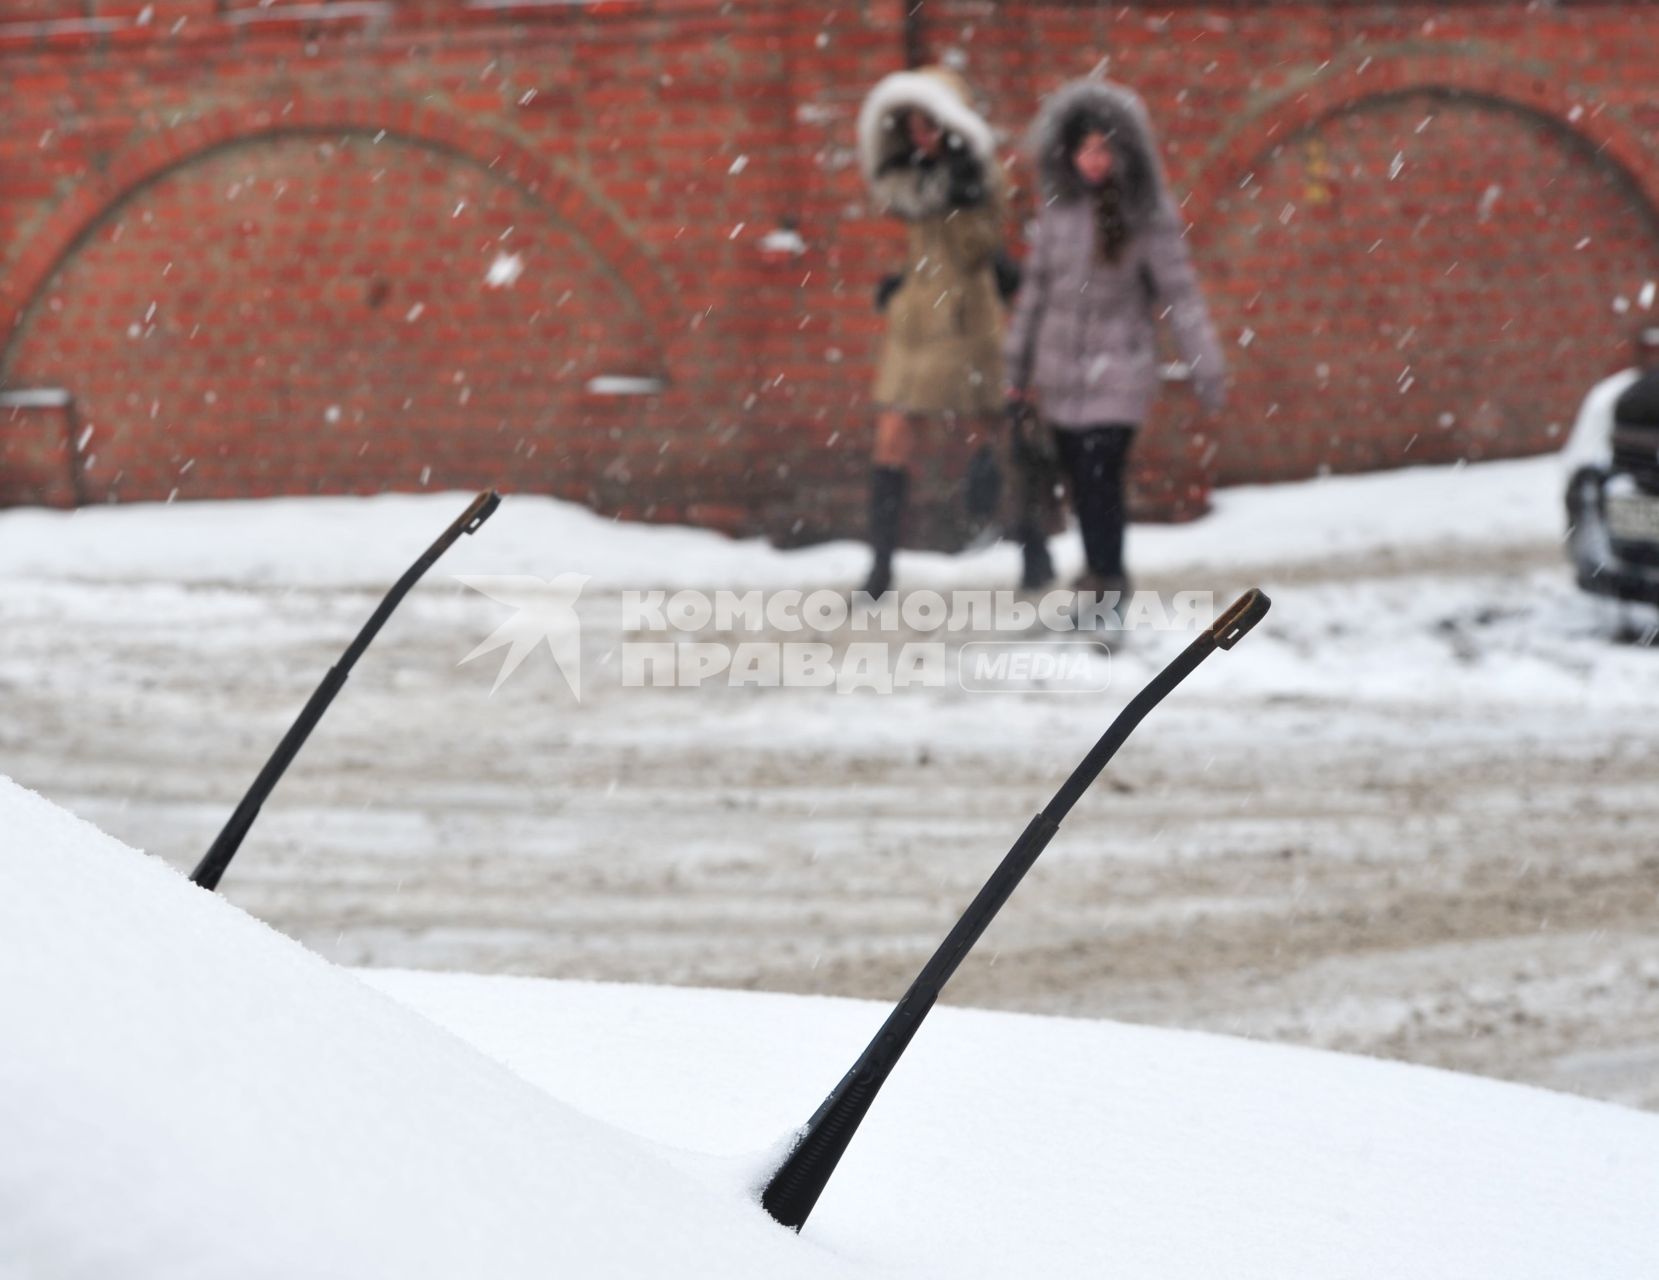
{"left": 371, "top": 971, "right": 1659, "bottom": 1278}
{"left": 5, "top": 777, "right": 1658, "bottom": 1278}
{"left": 0, "top": 776, "right": 847, "bottom": 1280}
{"left": 0, "top": 454, "right": 1565, "bottom": 591}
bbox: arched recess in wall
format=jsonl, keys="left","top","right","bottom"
{"left": 1, "top": 104, "right": 676, "bottom": 505}
{"left": 1186, "top": 71, "right": 1659, "bottom": 486}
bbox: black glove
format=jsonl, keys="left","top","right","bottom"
{"left": 992, "top": 250, "right": 1022, "bottom": 303}
{"left": 875, "top": 273, "right": 904, "bottom": 311}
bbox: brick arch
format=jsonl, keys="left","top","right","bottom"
{"left": 1187, "top": 51, "right": 1659, "bottom": 241}
{"left": 1, "top": 101, "right": 691, "bottom": 506}
{"left": 1, "top": 98, "right": 674, "bottom": 355}
{"left": 1174, "top": 53, "right": 1659, "bottom": 486}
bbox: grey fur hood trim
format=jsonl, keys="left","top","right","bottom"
{"left": 1026, "top": 78, "right": 1167, "bottom": 228}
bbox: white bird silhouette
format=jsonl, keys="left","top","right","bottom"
{"left": 456, "top": 573, "right": 590, "bottom": 698}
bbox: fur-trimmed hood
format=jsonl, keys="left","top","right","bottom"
{"left": 858, "top": 68, "right": 998, "bottom": 220}
{"left": 1026, "top": 78, "right": 1167, "bottom": 230}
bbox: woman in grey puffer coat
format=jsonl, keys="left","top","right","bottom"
{"left": 1004, "top": 78, "right": 1225, "bottom": 595}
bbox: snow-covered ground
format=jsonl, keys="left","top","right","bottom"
{"left": 4, "top": 456, "right": 1659, "bottom": 1112}
{"left": 6, "top": 775, "right": 1659, "bottom": 1277}
{"left": 0, "top": 447, "right": 1566, "bottom": 591}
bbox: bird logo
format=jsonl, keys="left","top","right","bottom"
{"left": 456, "top": 573, "right": 590, "bottom": 698}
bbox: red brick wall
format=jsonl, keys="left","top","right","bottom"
{"left": 2, "top": 1, "right": 1657, "bottom": 547}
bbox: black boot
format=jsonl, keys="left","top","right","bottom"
{"left": 861, "top": 465, "right": 908, "bottom": 598}
{"left": 963, "top": 443, "right": 1003, "bottom": 551}
{"left": 1017, "top": 522, "right": 1055, "bottom": 591}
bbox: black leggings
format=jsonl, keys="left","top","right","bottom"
{"left": 1053, "top": 425, "right": 1136, "bottom": 579}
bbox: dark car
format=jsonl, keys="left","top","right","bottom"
{"left": 1565, "top": 331, "right": 1659, "bottom": 610}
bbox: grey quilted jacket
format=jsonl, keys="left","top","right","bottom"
{"left": 1004, "top": 79, "right": 1225, "bottom": 428}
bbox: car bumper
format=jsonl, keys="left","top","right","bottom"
{"left": 1566, "top": 467, "right": 1659, "bottom": 605}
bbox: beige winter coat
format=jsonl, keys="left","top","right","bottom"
{"left": 859, "top": 69, "right": 1006, "bottom": 418}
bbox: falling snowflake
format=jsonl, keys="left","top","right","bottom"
{"left": 485, "top": 252, "right": 525, "bottom": 289}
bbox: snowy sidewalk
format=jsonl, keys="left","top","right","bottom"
{"left": 4, "top": 456, "right": 1659, "bottom": 1110}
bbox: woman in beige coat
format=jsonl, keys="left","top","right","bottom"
{"left": 857, "top": 68, "right": 1006, "bottom": 597}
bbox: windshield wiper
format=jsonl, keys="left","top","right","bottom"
{"left": 191, "top": 489, "right": 501, "bottom": 891}
{"left": 760, "top": 588, "right": 1272, "bottom": 1231}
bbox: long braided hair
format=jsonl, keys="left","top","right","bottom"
{"left": 1059, "top": 111, "right": 1137, "bottom": 263}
